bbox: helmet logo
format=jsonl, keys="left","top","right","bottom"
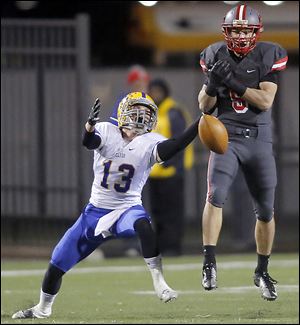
{"left": 232, "top": 19, "right": 248, "bottom": 26}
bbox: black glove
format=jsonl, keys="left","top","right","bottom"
{"left": 215, "top": 60, "right": 247, "bottom": 97}
{"left": 205, "top": 60, "right": 224, "bottom": 97}
{"left": 87, "top": 98, "right": 101, "bottom": 126}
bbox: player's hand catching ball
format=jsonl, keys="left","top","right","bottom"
{"left": 205, "top": 60, "right": 224, "bottom": 97}
{"left": 212, "top": 60, "right": 247, "bottom": 97}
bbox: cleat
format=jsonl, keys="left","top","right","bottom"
{"left": 151, "top": 269, "right": 178, "bottom": 303}
{"left": 12, "top": 307, "right": 50, "bottom": 319}
{"left": 254, "top": 272, "right": 278, "bottom": 301}
{"left": 202, "top": 263, "right": 217, "bottom": 290}
{"left": 158, "top": 288, "right": 178, "bottom": 303}
{"left": 153, "top": 278, "right": 178, "bottom": 303}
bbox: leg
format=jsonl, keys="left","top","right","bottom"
{"left": 242, "top": 142, "right": 278, "bottom": 300}
{"left": 202, "top": 149, "right": 239, "bottom": 290}
{"left": 114, "top": 207, "right": 177, "bottom": 302}
{"left": 255, "top": 217, "right": 275, "bottom": 256}
{"left": 251, "top": 191, "right": 278, "bottom": 301}
{"left": 11, "top": 263, "right": 64, "bottom": 320}
{"left": 201, "top": 202, "right": 222, "bottom": 291}
{"left": 149, "top": 176, "right": 184, "bottom": 256}
{"left": 202, "top": 201, "right": 222, "bottom": 246}
{"left": 253, "top": 216, "right": 278, "bottom": 301}
{"left": 230, "top": 169, "right": 255, "bottom": 250}
{"left": 42, "top": 263, "right": 65, "bottom": 295}
{"left": 12, "top": 204, "right": 109, "bottom": 319}
{"left": 134, "top": 218, "right": 178, "bottom": 303}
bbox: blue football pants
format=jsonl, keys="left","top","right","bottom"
{"left": 50, "top": 203, "right": 150, "bottom": 272}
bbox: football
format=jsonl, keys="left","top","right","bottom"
{"left": 198, "top": 114, "right": 228, "bottom": 154}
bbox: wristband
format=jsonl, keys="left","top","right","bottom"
{"left": 205, "top": 83, "right": 217, "bottom": 97}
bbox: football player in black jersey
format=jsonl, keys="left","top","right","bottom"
{"left": 198, "top": 4, "right": 288, "bottom": 301}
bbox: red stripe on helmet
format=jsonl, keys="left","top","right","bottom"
{"left": 242, "top": 5, "right": 247, "bottom": 20}
{"left": 235, "top": 5, "right": 241, "bottom": 19}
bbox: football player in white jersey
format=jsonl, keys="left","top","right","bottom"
{"left": 12, "top": 92, "right": 200, "bottom": 319}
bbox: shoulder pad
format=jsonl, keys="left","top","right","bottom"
{"left": 258, "top": 42, "right": 288, "bottom": 73}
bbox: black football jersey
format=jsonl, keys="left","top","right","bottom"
{"left": 199, "top": 41, "right": 288, "bottom": 128}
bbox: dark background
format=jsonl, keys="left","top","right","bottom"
{"left": 1, "top": 1, "right": 151, "bottom": 66}
{"left": 2, "top": 1, "right": 299, "bottom": 66}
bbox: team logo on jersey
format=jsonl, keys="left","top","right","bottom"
{"left": 115, "top": 151, "right": 125, "bottom": 158}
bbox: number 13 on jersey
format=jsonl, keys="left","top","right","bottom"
{"left": 101, "top": 160, "right": 135, "bottom": 193}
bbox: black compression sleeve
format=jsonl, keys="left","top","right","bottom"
{"left": 42, "top": 263, "right": 65, "bottom": 295}
{"left": 82, "top": 129, "right": 101, "bottom": 150}
{"left": 157, "top": 116, "right": 200, "bottom": 161}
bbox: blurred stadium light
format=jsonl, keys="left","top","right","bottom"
{"left": 15, "top": 1, "right": 39, "bottom": 11}
{"left": 138, "top": 1, "right": 158, "bottom": 7}
{"left": 223, "top": 1, "right": 240, "bottom": 4}
{"left": 263, "top": 1, "right": 284, "bottom": 6}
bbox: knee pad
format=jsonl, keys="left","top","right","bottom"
{"left": 207, "top": 187, "right": 227, "bottom": 208}
{"left": 254, "top": 205, "right": 274, "bottom": 223}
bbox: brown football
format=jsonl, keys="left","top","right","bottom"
{"left": 198, "top": 114, "right": 228, "bottom": 154}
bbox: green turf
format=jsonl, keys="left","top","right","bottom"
{"left": 1, "top": 254, "right": 299, "bottom": 324}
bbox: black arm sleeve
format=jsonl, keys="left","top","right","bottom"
{"left": 157, "top": 116, "right": 200, "bottom": 162}
{"left": 82, "top": 129, "right": 101, "bottom": 150}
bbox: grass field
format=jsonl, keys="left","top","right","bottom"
{"left": 1, "top": 253, "right": 299, "bottom": 324}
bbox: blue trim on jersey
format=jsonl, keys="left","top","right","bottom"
{"left": 50, "top": 203, "right": 150, "bottom": 272}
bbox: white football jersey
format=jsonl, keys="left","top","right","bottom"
{"left": 89, "top": 122, "right": 166, "bottom": 209}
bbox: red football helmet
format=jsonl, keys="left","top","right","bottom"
{"left": 222, "top": 4, "right": 264, "bottom": 56}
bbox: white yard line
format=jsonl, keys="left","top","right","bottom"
{"left": 131, "top": 284, "right": 299, "bottom": 296}
{"left": 1, "top": 259, "right": 298, "bottom": 277}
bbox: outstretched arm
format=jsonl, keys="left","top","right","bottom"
{"left": 156, "top": 117, "right": 200, "bottom": 162}
{"left": 82, "top": 99, "right": 102, "bottom": 150}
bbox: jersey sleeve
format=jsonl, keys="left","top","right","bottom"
{"left": 145, "top": 133, "right": 167, "bottom": 166}
{"left": 260, "top": 71, "right": 280, "bottom": 84}
{"left": 262, "top": 43, "right": 288, "bottom": 77}
{"left": 199, "top": 49, "right": 209, "bottom": 75}
{"left": 270, "top": 45, "right": 288, "bottom": 72}
{"left": 199, "top": 43, "right": 224, "bottom": 86}
{"left": 94, "top": 122, "right": 111, "bottom": 150}
{"left": 199, "top": 45, "right": 218, "bottom": 75}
